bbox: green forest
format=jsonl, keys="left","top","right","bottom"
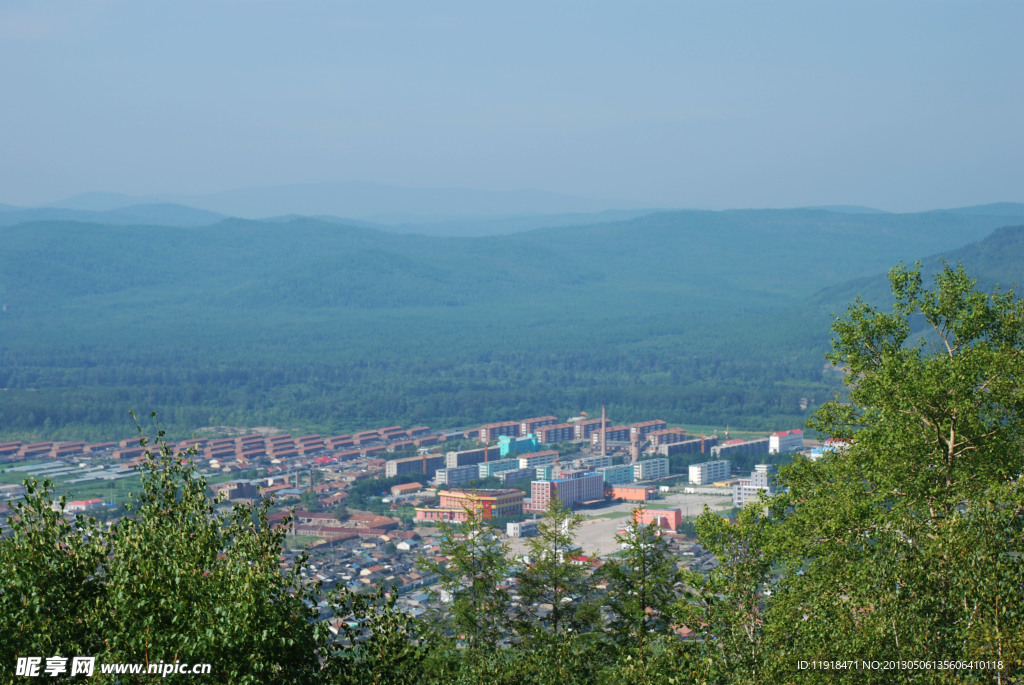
{"left": 1, "top": 208, "right": 1021, "bottom": 440}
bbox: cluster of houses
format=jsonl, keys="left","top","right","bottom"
{"left": 0, "top": 417, "right": 816, "bottom": 622}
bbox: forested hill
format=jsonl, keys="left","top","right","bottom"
{"left": 0, "top": 208, "right": 1008, "bottom": 309}
{"left": 0, "top": 208, "right": 1019, "bottom": 440}
{"left": 811, "top": 224, "right": 1024, "bottom": 310}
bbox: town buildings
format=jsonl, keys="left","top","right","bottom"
{"left": 445, "top": 447, "right": 491, "bottom": 468}
{"left": 477, "top": 457, "right": 521, "bottom": 479}
{"left": 534, "top": 423, "right": 576, "bottom": 444}
{"left": 573, "top": 418, "right": 610, "bottom": 441}
{"left": 386, "top": 454, "right": 445, "bottom": 478}
{"left": 733, "top": 464, "right": 777, "bottom": 507}
{"left": 630, "top": 420, "right": 668, "bottom": 441}
{"left": 711, "top": 437, "right": 770, "bottom": 461}
{"left": 634, "top": 508, "right": 683, "bottom": 532}
{"left": 519, "top": 416, "right": 559, "bottom": 435}
{"left": 497, "top": 434, "right": 538, "bottom": 457}
{"left": 434, "top": 464, "right": 480, "bottom": 487}
{"left": 528, "top": 471, "right": 605, "bottom": 512}
{"left": 591, "top": 426, "right": 631, "bottom": 447}
{"left": 768, "top": 429, "right": 804, "bottom": 454}
{"left": 654, "top": 435, "right": 719, "bottom": 457}
{"left": 414, "top": 489, "right": 525, "bottom": 522}
{"left": 518, "top": 450, "right": 559, "bottom": 470}
{"left": 688, "top": 460, "right": 731, "bottom": 486}
{"left": 645, "top": 428, "right": 688, "bottom": 447}
{"left": 610, "top": 484, "right": 658, "bottom": 502}
{"left": 596, "top": 464, "right": 635, "bottom": 485}
{"left": 633, "top": 457, "right": 669, "bottom": 482}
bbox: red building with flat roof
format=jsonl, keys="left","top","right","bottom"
{"left": 634, "top": 508, "right": 683, "bottom": 532}
{"left": 611, "top": 484, "right": 658, "bottom": 502}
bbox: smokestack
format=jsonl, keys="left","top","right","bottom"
{"left": 601, "top": 405, "right": 607, "bottom": 459}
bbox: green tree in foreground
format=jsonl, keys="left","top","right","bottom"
{"left": 320, "top": 586, "right": 430, "bottom": 685}
{"left": 599, "top": 505, "right": 684, "bottom": 682}
{"left": 513, "top": 498, "right": 603, "bottom": 685}
{"left": 696, "top": 263, "right": 1024, "bottom": 683}
{"left": 0, "top": 417, "right": 326, "bottom": 683}
{"left": 516, "top": 497, "right": 597, "bottom": 636}
{"left": 416, "top": 504, "right": 513, "bottom": 682}
{"left": 0, "top": 479, "right": 108, "bottom": 669}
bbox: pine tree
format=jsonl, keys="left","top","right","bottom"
{"left": 416, "top": 502, "right": 512, "bottom": 680}
{"left": 600, "top": 504, "right": 682, "bottom": 676}
{"left": 516, "top": 496, "right": 597, "bottom": 636}
{"left": 513, "top": 497, "right": 602, "bottom": 685}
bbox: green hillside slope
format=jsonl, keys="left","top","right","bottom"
{"left": 812, "top": 224, "right": 1024, "bottom": 310}
{"left": 0, "top": 210, "right": 1017, "bottom": 440}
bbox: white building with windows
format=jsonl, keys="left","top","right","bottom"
{"left": 688, "top": 460, "right": 731, "bottom": 486}
{"left": 633, "top": 457, "right": 669, "bottom": 482}
{"left": 769, "top": 429, "right": 804, "bottom": 454}
{"left": 733, "top": 464, "right": 777, "bottom": 507}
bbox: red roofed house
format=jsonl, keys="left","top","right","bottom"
{"left": 768, "top": 429, "right": 804, "bottom": 454}
{"left": 66, "top": 498, "right": 104, "bottom": 513}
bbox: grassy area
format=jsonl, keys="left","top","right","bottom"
{"left": 586, "top": 511, "right": 630, "bottom": 520}
{"left": 51, "top": 475, "right": 143, "bottom": 505}
{"left": 285, "top": 535, "right": 324, "bottom": 550}
{"left": 0, "top": 470, "right": 36, "bottom": 485}
{"left": 0, "top": 460, "right": 264, "bottom": 509}
{"left": 202, "top": 471, "right": 242, "bottom": 485}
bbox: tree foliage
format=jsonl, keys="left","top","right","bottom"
{"left": 600, "top": 504, "right": 683, "bottom": 677}
{"left": 321, "top": 586, "right": 431, "bottom": 685}
{"left": 0, "top": 479, "right": 107, "bottom": 667}
{"left": 515, "top": 496, "right": 597, "bottom": 637}
{"left": 0, "top": 417, "right": 326, "bottom": 683}
{"left": 695, "top": 263, "right": 1024, "bottom": 683}
{"left": 415, "top": 504, "right": 513, "bottom": 681}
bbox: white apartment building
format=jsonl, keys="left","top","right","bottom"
{"left": 688, "top": 460, "right": 731, "bottom": 486}
{"left": 633, "top": 457, "right": 669, "bottom": 482}
{"left": 732, "top": 465, "right": 777, "bottom": 507}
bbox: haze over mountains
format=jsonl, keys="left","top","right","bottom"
{"left": 1, "top": 189, "right": 1022, "bottom": 441}
{"left": 6, "top": 181, "right": 1024, "bottom": 237}
{"left": 14, "top": 182, "right": 651, "bottom": 225}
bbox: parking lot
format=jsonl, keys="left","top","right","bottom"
{"left": 508, "top": 489, "right": 734, "bottom": 558}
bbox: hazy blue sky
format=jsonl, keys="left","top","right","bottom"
{"left": 2, "top": 1, "right": 1022, "bottom": 211}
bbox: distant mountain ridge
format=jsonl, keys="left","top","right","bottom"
{"left": 28, "top": 182, "right": 651, "bottom": 222}
{"left": 929, "top": 202, "right": 1024, "bottom": 217}
{"left": 0, "top": 203, "right": 226, "bottom": 228}
{"left": 0, "top": 209, "right": 1012, "bottom": 310}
